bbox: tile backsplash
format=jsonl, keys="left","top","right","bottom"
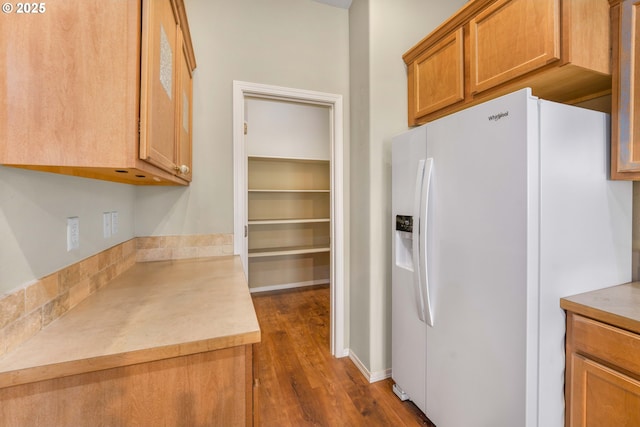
{"left": 0, "top": 234, "right": 233, "bottom": 359}
{"left": 136, "top": 234, "right": 233, "bottom": 262}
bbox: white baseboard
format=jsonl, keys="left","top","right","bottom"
{"left": 249, "top": 279, "right": 329, "bottom": 294}
{"left": 348, "top": 349, "right": 392, "bottom": 383}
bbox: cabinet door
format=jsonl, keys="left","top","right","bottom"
{"left": 408, "top": 28, "right": 464, "bottom": 123}
{"left": 176, "top": 29, "right": 193, "bottom": 181}
{"left": 611, "top": 0, "right": 640, "bottom": 177}
{"left": 0, "top": 0, "right": 139, "bottom": 168}
{"left": 469, "top": 0, "right": 560, "bottom": 94}
{"left": 140, "top": 0, "right": 179, "bottom": 175}
{"left": 568, "top": 354, "right": 640, "bottom": 427}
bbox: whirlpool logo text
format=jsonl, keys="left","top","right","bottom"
{"left": 488, "top": 111, "right": 509, "bottom": 121}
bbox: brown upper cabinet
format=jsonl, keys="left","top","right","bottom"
{"left": 0, "top": 0, "right": 196, "bottom": 185}
{"left": 403, "top": 0, "right": 611, "bottom": 127}
{"left": 610, "top": 0, "right": 640, "bottom": 180}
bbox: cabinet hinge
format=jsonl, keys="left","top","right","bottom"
{"left": 138, "top": 119, "right": 141, "bottom": 135}
{"left": 244, "top": 122, "right": 248, "bottom": 135}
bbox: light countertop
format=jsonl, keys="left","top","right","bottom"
{"left": 0, "top": 256, "right": 260, "bottom": 388}
{"left": 560, "top": 281, "right": 640, "bottom": 335}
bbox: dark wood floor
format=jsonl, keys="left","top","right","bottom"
{"left": 251, "top": 285, "right": 433, "bottom": 427}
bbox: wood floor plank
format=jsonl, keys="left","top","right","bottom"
{"left": 252, "top": 285, "right": 434, "bottom": 426}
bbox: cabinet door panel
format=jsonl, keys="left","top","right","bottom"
{"left": 0, "top": 0, "right": 139, "bottom": 167}
{"left": 411, "top": 28, "right": 464, "bottom": 120}
{"left": 569, "top": 354, "right": 640, "bottom": 427}
{"left": 469, "top": 0, "right": 560, "bottom": 94}
{"left": 612, "top": 0, "right": 640, "bottom": 175}
{"left": 140, "top": 0, "right": 179, "bottom": 174}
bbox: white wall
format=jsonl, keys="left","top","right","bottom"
{"left": 349, "top": 0, "right": 466, "bottom": 376}
{"left": 245, "top": 98, "right": 331, "bottom": 159}
{"left": 348, "top": 0, "right": 372, "bottom": 371}
{"left": 135, "top": 0, "right": 350, "bottom": 237}
{"left": 0, "top": 167, "right": 135, "bottom": 294}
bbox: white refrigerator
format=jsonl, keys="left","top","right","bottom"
{"left": 391, "top": 88, "right": 631, "bottom": 427}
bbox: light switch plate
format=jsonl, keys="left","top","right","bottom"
{"left": 67, "top": 217, "right": 79, "bottom": 251}
{"left": 103, "top": 212, "right": 111, "bottom": 239}
{"left": 111, "top": 211, "right": 118, "bottom": 235}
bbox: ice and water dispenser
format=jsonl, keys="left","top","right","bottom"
{"left": 395, "top": 215, "right": 414, "bottom": 271}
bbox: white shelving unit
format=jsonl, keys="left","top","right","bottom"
{"left": 247, "top": 156, "right": 330, "bottom": 291}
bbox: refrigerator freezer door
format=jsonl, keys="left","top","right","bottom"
{"left": 391, "top": 125, "right": 428, "bottom": 412}
{"left": 424, "top": 89, "right": 535, "bottom": 427}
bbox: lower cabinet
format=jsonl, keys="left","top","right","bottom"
{"left": 0, "top": 346, "right": 254, "bottom": 427}
{"left": 247, "top": 157, "right": 331, "bottom": 292}
{"left": 564, "top": 312, "right": 640, "bottom": 426}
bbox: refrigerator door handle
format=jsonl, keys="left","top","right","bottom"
{"left": 412, "top": 160, "right": 427, "bottom": 323}
{"left": 420, "top": 158, "right": 434, "bottom": 326}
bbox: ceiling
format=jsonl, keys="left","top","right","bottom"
{"left": 311, "top": 0, "right": 352, "bottom": 9}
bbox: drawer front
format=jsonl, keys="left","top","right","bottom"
{"left": 571, "top": 314, "right": 640, "bottom": 376}
{"left": 469, "top": 0, "right": 560, "bottom": 94}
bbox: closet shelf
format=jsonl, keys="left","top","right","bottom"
{"left": 248, "top": 155, "right": 329, "bottom": 164}
{"left": 248, "top": 218, "right": 330, "bottom": 225}
{"left": 248, "top": 189, "right": 330, "bottom": 193}
{"left": 248, "top": 245, "right": 330, "bottom": 258}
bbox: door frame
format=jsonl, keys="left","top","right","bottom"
{"left": 232, "top": 80, "right": 346, "bottom": 358}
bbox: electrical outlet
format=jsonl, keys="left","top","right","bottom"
{"left": 67, "top": 217, "right": 79, "bottom": 251}
{"left": 111, "top": 211, "right": 118, "bottom": 235}
{"left": 103, "top": 212, "right": 111, "bottom": 239}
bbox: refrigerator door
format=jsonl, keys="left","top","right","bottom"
{"left": 424, "top": 89, "right": 536, "bottom": 427}
{"left": 391, "top": 125, "right": 428, "bottom": 412}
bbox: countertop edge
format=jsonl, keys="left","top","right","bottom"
{"left": 560, "top": 282, "right": 640, "bottom": 335}
{"left": 0, "top": 329, "right": 260, "bottom": 389}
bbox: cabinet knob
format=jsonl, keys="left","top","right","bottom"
{"left": 175, "top": 164, "right": 190, "bottom": 174}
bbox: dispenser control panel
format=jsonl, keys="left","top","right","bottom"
{"left": 396, "top": 215, "right": 413, "bottom": 233}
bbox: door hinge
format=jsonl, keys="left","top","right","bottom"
{"left": 244, "top": 225, "right": 248, "bottom": 238}
{"left": 244, "top": 122, "right": 248, "bottom": 135}
{"left": 138, "top": 119, "right": 141, "bottom": 135}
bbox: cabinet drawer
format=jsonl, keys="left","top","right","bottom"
{"left": 469, "top": 0, "right": 560, "bottom": 94}
{"left": 409, "top": 28, "right": 464, "bottom": 119}
{"left": 571, "top": 314, "right": 640, "bottom": 376}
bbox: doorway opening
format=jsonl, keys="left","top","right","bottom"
{"left": 232, "top": 81, "right": 346, "bottom": 358}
